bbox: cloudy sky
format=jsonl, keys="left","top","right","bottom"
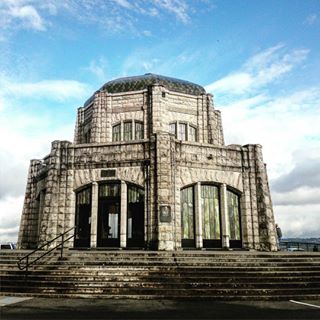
{"left": 0, "top": 0, "right": 319, "bottom": 242}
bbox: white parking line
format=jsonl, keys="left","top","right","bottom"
{"left": 0, "top": 296, "right": 33, "bottom": 307}
{"left": 289, "top": 300, "right": 320, "bottom": 309}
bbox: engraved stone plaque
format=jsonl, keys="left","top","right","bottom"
{"left": 101, "top": 169, "right": 116, "bottom": 178}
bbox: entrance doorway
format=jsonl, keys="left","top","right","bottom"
{"left": 127, "top": 184, "right": 145, "bottom": 248}
{"left": 97, "top": 183, "right": 120, "bottom": 247}
{"left": 74, "top": 187, "right": 91, "bottom": 248}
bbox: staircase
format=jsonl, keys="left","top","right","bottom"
{"left": 1, "top": 250, "right": 319, "bottom": 300}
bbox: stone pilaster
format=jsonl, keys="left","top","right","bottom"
{"left": 90, "top": 182, "right": 98, "bottom": 248}
{"left": 90, "top": 93, "right": 102, "bottom": 143}
{"left": 120, "top": 181, "right": 127, "bottom": 248}
{"left": 220, "top": 183, "right": 230, "bottom": 249}
{"left": 18, "top": 159, "right": 43, "bottom": 249}
{"left": 253, "top": 145, "right": 277, "bottom": 251}
{"left": 195, "top": 182, "right": 203, "bottom": 248}
{"left": 155, "top": 133, "right": 175, "bottom": 250}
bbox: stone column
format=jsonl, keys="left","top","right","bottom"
{"left": 195, "top": 182, "right": 203, "bottom": 248}
{"left": 120, "top": 181, "right": 127, "bottom": 248}
{"left": 90, "top": 182, "right": 98, "bottom": 248}
{"left": 220, "top": 183, "right": 230, "bottom": 249}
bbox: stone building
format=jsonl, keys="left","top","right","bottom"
{"left": 18, "top": 74, "right": 277, "bottom": 251}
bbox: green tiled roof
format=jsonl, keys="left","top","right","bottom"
{"left": 84, "top": 74, "right": 205, "bottom": 107}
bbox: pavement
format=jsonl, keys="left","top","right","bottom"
{"left": 1, "top": 296, "right": 320, "bottom": 320}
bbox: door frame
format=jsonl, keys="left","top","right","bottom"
{"left": 97, "top": 182, "right": 121, "bottom": 248}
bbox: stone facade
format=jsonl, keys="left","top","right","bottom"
{"left": 18, "top": 74, "right": 277, "bottom": 251}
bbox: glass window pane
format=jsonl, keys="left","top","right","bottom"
{"left": 181, "top": 186, "right": 194, "bottom": 239}
{"left": 135, "top": 121, "right": 144, "bottom": 140}
{"left": 169, "top": 123, "right": 177, "bottom": 137}
{"left": 201, "top": 185, "right": 220, "bottom": 239}
{"left": 99, "top": 184, "right": 120, "bottom": 198}
{"left": 112, "top": 124, "right": 121, "bottom": 142}
{"left": 179, "top": 123, "right": 187, "bottom": 141}
{"left": 189, "top": 126, "right": 197, "bottom": 142}
{"left": 227, "top": 191, "right": 241, "bottom": 240}
{"left": 124, "top": 121, "right": 133, "bottom": 141}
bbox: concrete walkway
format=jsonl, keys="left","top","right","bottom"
{"left": 1, "top": 296, "right": 320, "bottom": 320}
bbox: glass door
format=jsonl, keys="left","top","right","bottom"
{"left": 181, "top": 186, "right": 195, "bottom": 248}
{"left": 97, "top": 183, "right": 120, "bottom": 247}
{"left": 201, "top": 185, "right": 222, "bottom": 248}
{"left": 127, "top": 185, "right": 145, "bottom": 248}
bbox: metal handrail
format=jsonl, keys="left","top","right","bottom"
{"left": 17, "top": 226, "right": 76, "bottom": 273}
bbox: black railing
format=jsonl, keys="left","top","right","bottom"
{"left": 280, "top": 240, "right": 320, "bottom": 252}
{"left": 17, "top": 227, "right": 76, "bottom": 274}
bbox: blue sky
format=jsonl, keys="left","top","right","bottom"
{"left": 0, "top": 0, "right": 319, "bottom": 242}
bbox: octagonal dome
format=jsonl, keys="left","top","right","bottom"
{"left": 84, "top": 73, "right": 206, "bottom": 107}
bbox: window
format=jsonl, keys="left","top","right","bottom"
{"left": 112, "top": 124, "right": 121, "bottom": 142}
{"left": 135, "top": 121, "right": 144, "bottom": 140}
{"left": 227, "top": 190, "right": 241, "bottom": 240}
{"left": 84, "top": 129, "right": 91, "bottom": 143}
{"left": 179, "top": 123, "right": 187, "bottom": 141}
{"left": 170, "top": 122, "right": 197, "bottom": 141}
{"left": 169, "top": 123, "right": 177, "bottom": 137}
{"left": 112, "top": 120, "right": 144, "bottom": 142}
{"left": 123, "top": 121, "right": 133, "bottom": 141}
{"left": 189, "top": 126, "right": 197, "bottom": 142}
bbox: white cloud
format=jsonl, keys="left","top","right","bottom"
{"left": 1, "top": 79, "right": 91, "bottom": 102}
{"left": 0, "top": 108, "right": 74, "bottom": 243}
{"left": 0, "top": 196, "right": 23, "bottom": 243}
{"left": 206, "top": 45, "right": 309, "bottom": 95}
{"left": 275, "top": 204, "right": 320, "bottom": 238}
{"left": 0, "top": 0, "right": 199, "bottom": 40}
{"left": 304, "top": 14, "right": 317, "bottom": 26}
{"left": 0, "top": 1, "right": 47, "bottom": 35}
{"left": 208, "top": 44, "right": 320, "bottom": 238}
{"left": 154, "top": 0, "right": 190, "bottom": 23}
{"left": 272, "top": 187, "right": 320, "bottom": 206}
{"left": 9, "top": 4, "right": 46, "bottom": 31}
{"left": 112, "top": 0, "right": 134, "bottom": 10}
{"left": 83, "top": 57, "right": 108, "bottom": 82}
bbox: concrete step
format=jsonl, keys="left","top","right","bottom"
{"left": 1, "top": 251, "right": 319, "bottom": 300}
{"left": 2, "top": 279, "right": 319, "bottom": 289}
{"left": 2, "top": 286, "right": 320, "bottom": 297}
{"left": 1, "top": 291, "right": 319, "bottom": 301}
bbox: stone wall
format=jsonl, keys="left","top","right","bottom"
{"left": 18, "top": 82, "right": 276, "bottom": 251}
